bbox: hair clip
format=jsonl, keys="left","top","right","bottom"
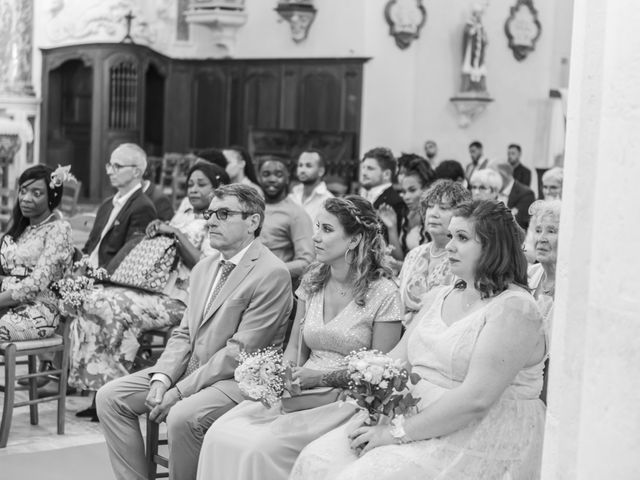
{"left": 49, "top": 165, "right": 77, "bottom": 190}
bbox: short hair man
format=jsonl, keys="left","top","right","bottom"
{"left": 465, "top": 140, "right": 490, "bottom": 182}
{"left": 507, "top": 143, "right": 532, "bottom": 187}
{"left": 290, "top": 149, "right": 334, "bottom": 221}
{"left": 83, "top": 143, "right": 157, "bottom": 268}
{"left": 258, "top": 155, "right": 314, "bottom": 281}
{"left": 358, "top": 147, "right": 407, "bottom": 233}
{"left": 97, "top": 184, "right": 293, "bottom": 480}
{"left": 424, "top": 140, "right": 439, "bottom": 166}
{"left": 435, "top": 159, "right": 467, "bottom": 185}
{"left": 491, "top": 162, "right": 535, "bottom": 229}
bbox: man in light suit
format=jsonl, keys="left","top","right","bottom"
{"left": 96, "top": 184, "right": 293, "bottom": 480}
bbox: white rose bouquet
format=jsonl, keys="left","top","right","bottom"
{"left": 342, "top": 349, "right": 421, "bottom": 424}
{"left": 234, "top": 347, "right": 288, "bottom": 408}
{"left": 50, "top": 256, "right": 108, "bottom": 316}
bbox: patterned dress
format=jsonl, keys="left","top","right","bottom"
{"left": 0, "top": 220, "right": 74, "bottom": 341}
{"left": 398, "top": 242, "right": 454, "bottom": 326}
{"left": 196, "top": 277, "right": 403, "bottom": 480}
{"left": 291, "top": 287, "right": 547, "bottom": 480}
{"left": 68, "top": 208, "right": 215, "bottom": 391}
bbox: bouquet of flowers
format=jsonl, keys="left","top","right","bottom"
{"left": 50, "top": 256, "right": 108, "bottom": 315}
{"left": 341, "top": 349, "right": 421, "bottom": 424}
{"left": 234, "top": 347, "right": 288, "bottom": 408}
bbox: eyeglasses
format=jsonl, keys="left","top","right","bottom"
{"left": 470, "top": 185, "right": 490, "bottom": 191}
{"left": 105, "top": 163, "right": 138, "bottom": 173}
{"left": 203, "top": 208, "right": 252, "bottom": 221}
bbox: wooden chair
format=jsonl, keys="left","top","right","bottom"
{"left": 146, "top": 414, "right": 169, "bottom": 479}
{"left": 0, "top": 318, "right": 72, "bottom": 448}
{"left": 134, "top": 326, "right": 177, "bottom": 371}
{"left": 0, "top": 188, "right": 16, "bottom": 232}
{"left": 58, "top": 180, "right": 83, "bottom": 218}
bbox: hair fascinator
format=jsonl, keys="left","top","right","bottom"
{"left": 49, "top": 165, "right": 77, "bottom": 190}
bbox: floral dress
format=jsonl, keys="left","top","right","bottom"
{"left": 68, "top": 207, "right": 215, "bottom": 391}
{"left": 398, "top": 242, "right": 454, "bottom": 326}
{"left": 0, "top": 220, "right": 74, "bottom": 341}
{"left": 196, "top": 277, "right": 402, "bottom": 480}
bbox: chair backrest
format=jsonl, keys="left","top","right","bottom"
{"left": 58, "top": 181, "right": 82, "bottom": 218}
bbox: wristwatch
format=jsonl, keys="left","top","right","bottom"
{"left": 389, "top": 415, "right": 412, "bottom": 444}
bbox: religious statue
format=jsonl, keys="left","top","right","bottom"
{"left": 460, "top": 3, "right": 488, "bottom": 94}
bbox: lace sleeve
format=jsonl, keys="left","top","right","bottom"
{"left": 7, "top": 222, "right": 74, "bottom": 302}
{"left": 484, "top": 291, "right": 543, "bottom": 334}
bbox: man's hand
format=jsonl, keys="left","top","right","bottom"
{"left": 145, "top": 381, "right": 168, "bottom": 411}
{"left": 148, "top": 388, "right": 181, "bottom": 424}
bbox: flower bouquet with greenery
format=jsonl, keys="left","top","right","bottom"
{"left": 50, "top": 256, "right": 108, "bottom": 316}
{"left": 234, "top": 347, "right": 288, "bottom": 408}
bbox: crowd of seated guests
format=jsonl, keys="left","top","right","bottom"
{"left": 0, "top": 137, "right": 564, "bottom": 479}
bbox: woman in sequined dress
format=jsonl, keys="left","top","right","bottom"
{"left": 196, "top": 196, "right": 403, "bottom": 480}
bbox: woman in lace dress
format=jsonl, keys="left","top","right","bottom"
{"left": 292, "top": 200, "right": 547, "bottom": 480}
{"left": 196, "top": 196, "right": 403, "bottom": 480}
{"left": 398, "top": 179, "right": 471, "bottom": 326}
{"left": 70, "top": 163, "right": 229, "bottom": 419}
{"left": 0, "top": 165, "right": 74, "bottom": 341}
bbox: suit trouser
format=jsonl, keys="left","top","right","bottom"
{"left": 96, "top": 368, "right": 239, "bottom": 480}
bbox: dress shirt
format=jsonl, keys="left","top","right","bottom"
{"left": 88, "top": 184, "right": 141, "bottom": 267}
{"left": 498, "top": 178, "right": 514, "bottom": 205}
{"left": 359, "top": 182, "right": 392, "bottom": 205}
{"left": 290, "top": 181, "right": 334, "bottom": 222}
{"left": 150, "top": 240, "right": 255, "bottom": 388}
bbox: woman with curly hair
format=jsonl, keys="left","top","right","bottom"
{"left": 196, "top": 195, "right": 403, "bottom": 480}
{"left": 293, "top": 200, "right": 547, "bottom": 480}
{"left": 0, "top": 165, "right": 74, "bottom": 341}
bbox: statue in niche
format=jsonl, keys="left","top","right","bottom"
{"left": 460, "top": 3, "right": 489, "bottom": 95}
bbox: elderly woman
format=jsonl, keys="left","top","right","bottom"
{"left": 196, "top": 196, "right": 403, "bottom": 480}
{"left": 541, "top": 167, "right": 563, "bottom": 200}
{"left": 0, "top": 165, "right": 74, "bottom": 341}
{"left": 397, "top": 179, "right": 471, "bottom": 325}
{"left": 70, "top": 163, "right": 229, "bottom": 420}
{"left": 378, "top": 155, "right": 436, "bottom": 261}
{"left": 470, "top": 168, "right": 503, "bottom": 201}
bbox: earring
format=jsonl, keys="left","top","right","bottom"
{"left": 344, "top": 247, "right": 355, "bottom": 265}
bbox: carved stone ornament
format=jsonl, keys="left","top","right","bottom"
{"left": 275, "top": 0, "right": 317, "bottom": 43}
{"left": 184, "top": 0, "right": 248, "bottom": 56}
{"left": 504, "top": 0, "right": 542, "bottom": 61}
{"left": 384, "top": 0, "right": 427, "bottom": 50}
{"left": 449, "top": 95, "right": 494, "bottom": 128}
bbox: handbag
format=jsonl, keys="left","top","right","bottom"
{"left": 280, "top": 313, "right": 341, "bottom": 413}
{"left": 106, "top": 235, "right": 179, "bottom": 293}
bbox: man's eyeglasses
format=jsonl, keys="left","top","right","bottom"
{"left": 105, "top": 163, "right": 138, "bottom": 173}
{"left": 470, "top": 184, "right": 490, "bottom": 191}
{"left": 203, "top": 208, "right": 253, "bottom": 221}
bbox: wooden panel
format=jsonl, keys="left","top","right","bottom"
{"left": 164, "top": 67, "right": 192, "bottom": 152}
{"left": 192, "top": 68, "right": 227, "bottom": 149}
{"left": 280, "top": 66, "right": 298, "bottom": 130}
{"left": 298, "top": 66, "right": 342, "bottom": 131}
{"left": 344, "top": 64, "right": 363, "bottom": 133}
{"left": 244, "top": 66, "right": 280, "bottom": 131}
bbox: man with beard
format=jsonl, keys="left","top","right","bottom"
{"left": 258, "top": 156, "right": 314, "bottom": 283}
{"left": 424, "top": 140, "right": 439, "bottom": 167}
{"left": 290, "top": 149, "right": 333, "bottom": 222}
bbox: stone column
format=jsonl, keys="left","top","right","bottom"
{"left": 541, "top": 0, "right": 640, "bottom": 478}
{"left": 0, "top": 0, "right": 34, "bottom": 95}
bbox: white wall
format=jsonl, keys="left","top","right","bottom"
{"left": 31, "top": 0, "right": 572, "bottom": 169}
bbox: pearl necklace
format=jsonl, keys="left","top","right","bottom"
{"left": 429, "top": 244, "right": 447, "bottom": 258}
{"left": 28, "top": 212, "right": 56, "bottom": 229}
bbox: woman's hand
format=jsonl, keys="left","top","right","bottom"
{"left": 290, "top": 367, "right": 324, "bottom": 389}
{"left": 377, "top": 204, "right": 398, "bottom": 230}
{"left": 348, "top": 423, "right": 395, "bottom": 456}
{"left": 155, "top": 223, "right": 179, "bottom": 237}
{"left": 145, "top": 220, "right": 163, "bottom": 238}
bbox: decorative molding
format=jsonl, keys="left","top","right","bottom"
{"left": 384, "top": 0, "right": 427, "bottom": 50}
{"left": 275, "top": 0, "right": 317, "bottom": 43}
{"left": 184, "top": 0, "right": 248, "bottom": 56}
{"left": 449, "top": 95, "right": 494, "bottom": 128}
{"left": 504, "top": 0, "right": 542, "bottom": 61}
{"left": 0, "top": 0, "right": 35, "bottom": 96}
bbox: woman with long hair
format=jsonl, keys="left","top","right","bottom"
{"left": 196, "top": 195, "right": 403, "bottom": 480}
{"left": 70, "top": 163, "right": 229, "bottom": 420}
{"left": 293, "top": 200, "right": 547, "bottom": 479}
{"left": 0, "top": 165, "right": 74, "bottom": 341}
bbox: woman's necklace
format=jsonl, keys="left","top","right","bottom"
{"left": 541, "top": 272, "right": 555, "bottom": 296}
{"left": 429, "top": 243, "right": 447, "bottom": 258}
{"left": 331, "top": 277, "right": 352, "bottom": 297}
{"left": 29, "top": 212, "right": 56, "bottom": 229}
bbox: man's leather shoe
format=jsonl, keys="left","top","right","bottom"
{"left": 17, "top": 376, "right": 51, "bottom": 388}
{"left": 75, "top": 407, "right": 97, "bottom": 418}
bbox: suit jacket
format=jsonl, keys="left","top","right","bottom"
{"left": 151, "top": 239, "right": 293, "bottom": 401}
{"left": 373, "top": 186, "right": 407, "bottom": 236}
{"left": 82, "top": 189, "right": 157, "bottom": 267}
{"left": 144, "top": 182, "right": 174, "bottom": 222}
{"left": 507, "top": 180, "right": 535, "bottom": 230}
{"left": 513, "top": 164, "right": 532, "bottom": 187}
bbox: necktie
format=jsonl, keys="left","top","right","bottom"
{"left": 182, "top": 260, "right": 236, "bottom": 379}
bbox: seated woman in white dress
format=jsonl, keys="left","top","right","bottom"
{"left": 398, "top": 179, "right": 471, "bottom": 326}
{"left": 70, "top": 163, "right": 229, "bottom": 420}
{"left": 196, "top": 196, "right": 403, "bottom": 480}
{"left": 291, "top": 199, "right": 547, "bottom": 480}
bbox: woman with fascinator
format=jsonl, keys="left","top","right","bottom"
{"left": 196, "top": 195, "right": 403, "bottom": 480}
{"left": 0, "top": 165, "right": 75, "bottom": 341}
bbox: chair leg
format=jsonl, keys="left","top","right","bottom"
{"left": 0, "top": 345, "right": 17, "bottom": 448}
{"left": 146, "top": 414, "right": 159, "bottom": 480}
{"left": 58, "top": 340, "right": 70, "bottom": 435}
{"left": 28, "top": 354, "right": 39, "bottom": 426}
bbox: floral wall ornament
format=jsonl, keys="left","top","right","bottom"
{"left": 504, "top": 0, "right": 542, "bottom": 61}
{"left": 384, "top": 0, "right": 427, "bottom": 50}
{"left": 275, "top": 0, "right": 317, "bottom": 43}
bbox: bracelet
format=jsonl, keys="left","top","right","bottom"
{"left": 174, "top": 385, "right": 184, "bottom": 401}
{"left": 389, "top": 415, "right": 412, "bottom": 444}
